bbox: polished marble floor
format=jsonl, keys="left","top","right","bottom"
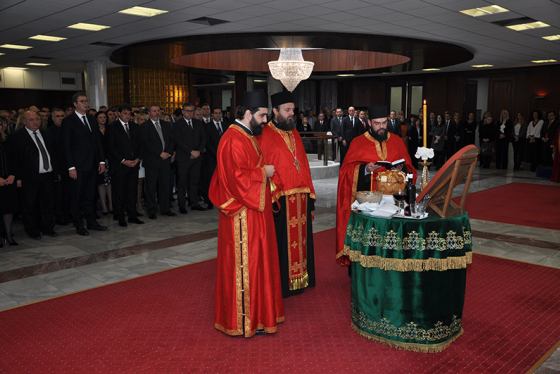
{"left": 0, "top": 162, "right": 558, "bottom": 372}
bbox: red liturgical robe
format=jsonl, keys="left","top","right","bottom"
{"left": 209, "top": 124, "right": 284, "bottom": 337}
{"left": 336, "top": 132, "right": 417, "bottom": 265}
{"left": 257, "top": 122, "right": 317, "bottom": 295}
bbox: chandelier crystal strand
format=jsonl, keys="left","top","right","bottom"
{"left": 268, "top": 48, "right": 314, "bottom": 92}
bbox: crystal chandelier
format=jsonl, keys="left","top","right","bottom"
{"left": 268, "top": 48, "right": 314, "bottom": 92}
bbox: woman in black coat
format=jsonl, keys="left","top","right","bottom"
{"left": 463, "top": 112, "right": 477, "bottom": 146}
{"left": 430, "top": 115, "right": 446, "bottom": 169}
{"left": 495, "top": 110, "right": 513, "bottom": 169}
{"left": 479, "top": 115, "right": 496, "bottom": 168}
{"left": 0, "top": 117, "right": 19, "bottom": 246}
{"left": 511, "top": 113, "right": 527, "bottom": 170}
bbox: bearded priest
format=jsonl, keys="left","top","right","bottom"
{"left": 209, "top": 91, "right": 284, "bottom": 337}
{"left": 257, "top": 91, "right": 316, "bottom": 298}
{"left": 336, "top": 105, "right": 417, "bottom": 266}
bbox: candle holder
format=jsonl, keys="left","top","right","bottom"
{"left": 415, "top": 147, "right": 434, "bottom": 191}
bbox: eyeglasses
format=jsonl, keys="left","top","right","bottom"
{"left": 77, "top": 99, "right": 90, "bottom": 104}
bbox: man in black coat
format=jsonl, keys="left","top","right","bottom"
{"left": 200, "top": 107, "right": 226, "bottom": 210}
{"left": 141, "top": 105, "right": 176, "bottom": 220}
{"left": 444, "top": 111, "right": 458, "bottom": 161}
{"left": 174, "top": 102, "right": 207, "bottom": 213}
{"left": 7, "top": 111, "right": 60, "bottom": 239}
{"left": 340, "top": 106, "right": 358, "bottom": 164}
{"left": 61, "top": 92, "right": 107, "bottom": 236}
{"left": 541, "top": 111, "right": 560, "bottom": 166}
{"left": 105, "top": 103, "right": 144, "bottom": 227}
{"left": 48, "top": 107, "right": 71, "bottom": 226}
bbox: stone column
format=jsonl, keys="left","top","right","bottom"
{"left": 84, "top": 60, "right": 108, "bottom": 111}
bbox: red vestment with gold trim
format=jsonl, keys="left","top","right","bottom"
{"left": 336, "top": 132, "right": 417, "bottom": 265}
{"left": 257, "top": 122, "right": 316, "bottom": 297}
{"left": 209, "top": 124, "right": 284, "bottom": 337}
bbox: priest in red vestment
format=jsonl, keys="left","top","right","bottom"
{"left": 257, "top": 91, "right": 316, "bottom": 298}
{"left": 209, "top": 92, "right": 284, "bottom": 337}
{"left": 336, "top": 105, "right": 417, "bottom": 265}
{"left": 551, "top": 130, "right": 560, "bottom": 183}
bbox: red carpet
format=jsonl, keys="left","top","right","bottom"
{"left": 1, "top": 229, "right": 560, "bottom": 373}
{"left": 454, "top": 182, "right": 560, "bottom": 230}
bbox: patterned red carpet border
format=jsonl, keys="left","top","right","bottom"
{"left": 1, "top": 229, "right": 559, "bottom": 372}
{"left": 454, "top": 182, "right": 560, "bottom": 231}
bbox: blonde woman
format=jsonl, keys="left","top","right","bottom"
{"left": 496, "top": 110, "right": 512, "bottom": 169}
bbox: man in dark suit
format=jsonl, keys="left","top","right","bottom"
{"left": 444, "top": 111, "right": 457, "bottom": 161}
{"left": 356, "top": 110, "right": 369, "bottom": 135}
{"left": 341, "top": 106, "right": 358, "bottom": 164}
{"left": 48, "top": 108, "right": 70, "bottom": 226}
{"left": 200, "top": 107, "right": 226, "bottom": 210}
{"left": 174, "top": 102, "right": 207, "bottom": 213}
{"left": 105, "top": 103, "right": 144, "bottom": 227}
{"left": 61, "top": 92, "right": 107, "bottom": 236}
{"left": 388, "top": 110, "right": 401, "bottom": 136}
{"left": 141, "top": 105, "right": 176, "bottom": 220}
{"left": 541, "top": 111, "right": 559, "bottom": 166}
{"left": 317, "top": 113, "right": 329, "bottom": 132}
{"left": 330, "top": 108, "right": 343, "bottom": 161}
{"left": 7, "top": 111, "right": 60, "bottom": 239}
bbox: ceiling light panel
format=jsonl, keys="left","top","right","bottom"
{"left": 460, "top": 5, "right": 509, "bottom": 17}
{"left": 472, "top": 64, "right": 494, "bottom": 68}
{"left": 67, "top": 23, "right": 110, "bottom": 31}
{"left": 543, "top": 35, "right": 560, "bottom": 41}
{"left": 0, "top": 44, "right": 32, "bottom": 50}
{"left": 506, "top": 21, "right": 549, "bottom": 31}
{"left": 118, "top": 6, "right": 168, "bottom": 17}
{"left": 29, "top": 35, "right": 67, "bottom": 42}
{"left": 26, "top": 63, "right": 51, "bottom": 66}
{"left": 532, "top": 59, "right": 557, "bottom": 63}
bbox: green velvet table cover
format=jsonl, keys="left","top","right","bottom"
{"left": 343, "top": 211, "right": 472, "bottom": 353}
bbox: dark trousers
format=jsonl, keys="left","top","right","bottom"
{"left": 199, "top": 158, "right": 216, "bottom": 206}
{"left": 145, "top": 165, "right": 170, "bottom": 215}
{"left": 495, "top": 138, "right": 509, "bottom": 169}
{"left": 512, "top": 140, "right": 524, "bottom": 169}
{"left": 177, "top": 157, "right": 202, "bottom": 207}
{"left": 434, "top": 150, "right": 445, "bottom": 168}
{"left": 20, "top": 173, "right": 55, "bottom": 236}
{"left": 527, "top": 139, "right": 541, "bottom": 172}
{"left": 542, "top": 140, "right": 554, "bottom": 166}
{"left": 69, "top": 167, "right": 97, "bottom": 228}
{"left": 111, "top": 165, "right": 139, "bottom": 220}
{"left": 53, "top": 174, "right": 70, "bottom": 221}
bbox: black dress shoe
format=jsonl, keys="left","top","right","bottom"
{"left": 136, "top": 212, "right": 144, "bottom": 217}
{"left": 128, "top": 217, "right": 144, "bottom": 224}
{"left": 95, "top": 213, "right": 100, "bottom": 219}
{"left": 149, "top": 214, "right": 157, "bottom": 220}
{"left": 76, "top": 227, "right": 89, "bottom": 236}
{"left": 207, "top": 204, "right": 214, "bottom": 210}
{"left": 102, "top": 211, "right": 109, "bottom": 216}
{"left": 87, "top": 223, "right": 108, "bottom": 231}
{"left": 43, "top": 230, "right": 59, "bottom": 237}
{"left": 29, "top": 233, "right": 42, "bottom": 240}
{"left": 179, "top": 207, "right": 188, "bottom": 214}
{"left": 191, "top": 204, "right": 207, "bottom": 211}
{"left": 118, "top": 220, "right": 128, "bottom": 227}
{"left": 255, "top": 329, "right": 266, "bottom": 335}
{"left": 164, "top": 211, "right": 177, "bottom": 217}
{"left": 56, "top": 219, "right": 69, "bottom": 226}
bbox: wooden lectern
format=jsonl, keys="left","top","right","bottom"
{"left": 416, "top": 145, "right": 479, "bottom": 218}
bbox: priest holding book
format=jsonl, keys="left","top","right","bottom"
{"left": 336, "top": 105, "right": 417, "bottom": 266}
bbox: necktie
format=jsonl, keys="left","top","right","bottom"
{"left": 82, "top": 115, "right": 91, "bottom": 132}
{"left": 339, "top": 117, "right": 342, "bottom": 126}
{"left": 188, "top": 120, "right": 192, "bottom": 129}
{"left": 216, "top": 122, "right": 223, "bottom": 136}
{"left": 155, "top": 121, "right": 165, "bottom": 149}
{"left": 124, "top": 122, "right": 130, "bottom": 138}
{"left": 33, "top": 131, "right": 50, "bottom": 171}
{"left": 362, "top": 120, "right": 366, "bottom": 129}
{"left": 352, "top": 117, "right": 355, "bottom": 127}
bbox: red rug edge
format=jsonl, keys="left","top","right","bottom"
{"left": 528, "top": 338, "right": 560, "bottom": 373}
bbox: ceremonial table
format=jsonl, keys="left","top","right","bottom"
{"left": 343, "top": 210, "right": 472, "bottom": 352}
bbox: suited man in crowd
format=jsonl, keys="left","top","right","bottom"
{"left": 48, "top": 108, "right": 70, "bottom": 226}
{"left": 541, "top": 111, "right": 559, "bottom": 166}
{"left": 444, "top": 111, "right": 457, "bottom": 161}
{"left": 330, "top": 108, "right": 343, "bottom": 160}
{"left": 317, "top": 112, "right": 328, "bottom": 132}
{"left": 200, "top": 107, "right": 226, "bottom": 210}
{"left": 61, "top": 92, "right": 107, "bottom": 236}
{"left": 174, "top": 102, "right": 207, "bottom": 213}
{"left": 106, "top": 103, "right": 144, "bottom": 227}
{"left": 388, "top": 110, "right": 401, "bottom": 136}
{"left": 341, "top": 106, "right": 357, "bottom": 164}
{"left": 357, "top": 110, "right": 369, "bottom": 135}
{"left": 141, "top": 105, "right": 176, "bottom": 220}
{"left": 7, "top": 111, "right": 60, "bottom": 239}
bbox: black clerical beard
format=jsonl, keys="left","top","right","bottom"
{"left": 369, "top": 128, "right": 388, "bottom": 142}
{"left": 250, "top": 116, "right": 263, "bottom": 135}
{"left": 274, "top": 116, "right": 295, "bottom": 131}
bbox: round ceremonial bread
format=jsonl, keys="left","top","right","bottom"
{"left": 356, "top": 191, "right": 383, "bottom": 204}
{"left": 376, "top": 170, "right": 407, "bottom": 195}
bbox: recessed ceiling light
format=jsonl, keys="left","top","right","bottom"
{"left": 381, "top": 72, "right": 395, "bottom": 74}
{"left": 543, "top": 35, "right": 560, "bottom": 41}
{"left": 337, "top": 74, "right": 355, "bottom": 77}
{"left": 0, "top": 53, "right": 4, "bottom": 56}
{"left": 532, "top": 59, "right": 557, "bottom": 63}
{"left": 0, "top": 44, "right": 32, "bottom": 50}
{"left": 506, "top": 21, "right": 549, "bottom": 31}
{"left": 472, "top": 64, "right": 494, "bottom": 68}
{"left": 254, "top": 79, "right": 267, "bottom": 83}
{"left": 26, "top": 63, "right": 51, "bottom": 66}
{"left": 6, "top": 67, "right": 28, "bottom": 70}
{"left": 119, "top": 6, "right": 168, "bottom": 17}
{"left": 67, "top": 23, "right": 110, "bottom": 31}
{"left": 29, "top": 35, "right": 67, "bottom": 42}
{"left": 227, "top": 81, "right": 235, "bottom": 84}
{"left": 460, "top": 5, "right": 509, "bottom": 17}
{"left": 422, "top": 68, "right": 440, "bottom": 71}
